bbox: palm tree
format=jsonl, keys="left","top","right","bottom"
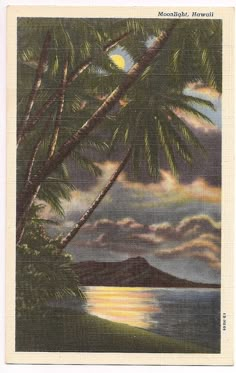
{"left": 17, "top": 31, "right": 51, "bottom": 143}
{"left": 55, "top": 19, "right": 221, "bottom": 250}
{"left": 17, "top": 17, "right": 136, "bottom": 241}
{"left": 16, "top": 19, "right": 221, "bottom": 244}
{"left": 16, "top": 20, "right": 177, "bottom": 243}
{"left": 17, "top": 16, "right": 169, "bottom": 145}
{"left": 57, "top": 90, "right": 215, "bottom": 250}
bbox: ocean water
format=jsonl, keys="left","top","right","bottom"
{"left": 55, "top": 286, "right": 221, "bottom": 352}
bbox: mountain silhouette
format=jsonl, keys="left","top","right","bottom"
{"left": 72, "top": 256, "right": 220, "bottom": 288}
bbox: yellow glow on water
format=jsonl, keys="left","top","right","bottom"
{"left": 85, "top": 287, "right": 160, "bottom": 329}
{"left": 87, "top": 291, "right": 151, "bottom": 299}
{"left": 88, "top": 297, "right": 154, "bottom": 305}
{"left": 110, "top": 54, "right": 126, "bottom": 70}
{"left": 86, "top": 286, "right": 155, "bottom": 294}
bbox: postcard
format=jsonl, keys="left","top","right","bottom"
{"left": 6, "top": 6, "right": 234, "bottom": 365}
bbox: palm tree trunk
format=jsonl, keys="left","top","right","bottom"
{"left": 16, "top": 184, "right": 41, "bottom": 245}
{"left": 47, "top": 58, "right": 68, "bottom": 159}
{"left": 17, "top": 114, "right": 53, "bottom": 243}
{"left": 25, "top": 143, "right": 41, "bottom": 186}
{"left": 58, "top": 147, "right": 132, "bottom": 251}
{"left": 17, "top": 31, "right": 131, "bottom": 147}
{"left": 16, "top": 22, "right": 176, "bottom": 244}
{"left": 103, "top": 31, "right": 131, "bottom": 52}
{"left": 17, "top": 32, "right": 51, "bottom": 143}
{"left": 18, "top": 59, "right": 67, "bottom": 242}
{"left": 24, "top": 114, "right": 52, "bottom": 186}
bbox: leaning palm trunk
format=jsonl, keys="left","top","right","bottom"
{"left": 16, "top": 114, "right": 53, "bottom": 243}
{"left": 47, "top": 58, "right": 68, "bottom": 159}
{"left": 24, "top": 114, "right": 52, "bottom": 186}
{"left": 17, "top": 32, "right": 51, "bottom": 143}
{"left": 58, "top": 147, "right": 132, "bottom": 251}
{"left": 17, "top": 31, "right": 131, "bottom": 147}
{"left": 17, "top": 59, "right": 90, "bottom": 147}
{"left": 18, "top": 61, "right": 68, "bottom": 241}
{"left": 16, "top": 22, "right": 176, "bottom": 244}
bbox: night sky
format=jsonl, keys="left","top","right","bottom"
{"left": 43, "top": 83, "right": 221, "bottom": 285}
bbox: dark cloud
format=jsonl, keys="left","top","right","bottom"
{"left": 178, "top": 129, "right": 221, "bottom": 187}
{"left": 156, "top": 238, "right": 220, "bottom": 270}
{"left": 70, "top": 215, "right": 221, "bottom": 271}
{"left": 59, "top": 162, "right": 221, "bottom": 230}
{"left": 79, "top": 217, "right": 161, "bottom": 253}
{"left": 152, "top": 216, "right": 221, "bottom": 270}
{"left": 151, "top": 215, "right": 221, "bottom": 241}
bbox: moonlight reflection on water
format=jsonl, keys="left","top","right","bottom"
{"left": 52, "top": 286, "right": 220, "bottom": 351}
{"left": 82, "top": 286, "right": 220, "bottom": 351}
{"left": 85, "top": 287, "right": 160, "bottom": 329}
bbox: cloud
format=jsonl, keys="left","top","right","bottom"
{"left": 154, "top": 216, "right": 221, "bottom": 271}
{"left": 119, "top": 169, "right": 221, "bottom": 205}
{"left": 151, "top": 216, "right": 221, "bottom": 269}
{"left": 186, "top": 83, "right": 221, "bottom": 100}
{"left": 70, "top": 214, "right": 221, "bottom": 271}
{"left": 177, "top": 215, "right": 221, "bottom": 237}
{"left": 39, "top": 157, "right": 221, "bottom": 226}
{"left": 189, "top": 251, "right": 220, "bottom": 270}
{"left": 156, "top": 238, "right": 220, "bottom": 270}
{"left": 157, "top": 236, "right": 220, "bottom": 255}
{"left": 150, "top": 222, "right": 177, "bottom": 239}
{"left": 174, "top": 108, "right": 215, "bottom": 133}
{"left": 79, "top": 217, "right": 162, "bottom": 253}
{"left": 181, "top": 84, "right": 222, "bottom": 132}
{"left": 151, "top": 215, "right": 221, "bottom": 241}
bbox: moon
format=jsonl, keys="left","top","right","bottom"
{"left": 110, "top": 54, "right": 126, "bottom": 70}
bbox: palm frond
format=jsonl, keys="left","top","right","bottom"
{"left": 80, "top": 137, "right": 109, "bottom": 153}
{"left": 31, "top": 218, "right": 60, "bottom": 225}
{"left": 167, "top": 122, "right": 193, "bottom": 165}
{"left": 156, "top": 118, "right": 178, "bottom": 177}
{"left": 144, "top": 120, "right": 160, "bottom": 178}
{"left": 171, "top": 94, "right": 215, "bottom": 111}
{"left": 38, "top": 177, "right": 75, "bottom": 216}
{"left": 169, "top": 111, "right": 206, "bottom": 154}
{"left": 37, "top": 188, "right": 65, "bottom": 217}
{"left": 170, "top": 101, "right": 215, "bottom": 125}
{"left": 70, "top": 151, "right": 102, "bottom": 177}
{"left": 131, "top": 144, "right": 142, "bottom": 178}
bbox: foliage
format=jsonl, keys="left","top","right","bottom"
{"left": 109, "top": 83, "right": 213, "bottom": 179}
{"left": 16, "top": 19, "right": 221, "bottom": 212}
{"left": 16, "top": 220, "right": 85, "bottom": 318}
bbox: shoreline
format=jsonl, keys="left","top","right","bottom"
{"left": 16, "top": 307, "right": 216, "bottom": 353}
